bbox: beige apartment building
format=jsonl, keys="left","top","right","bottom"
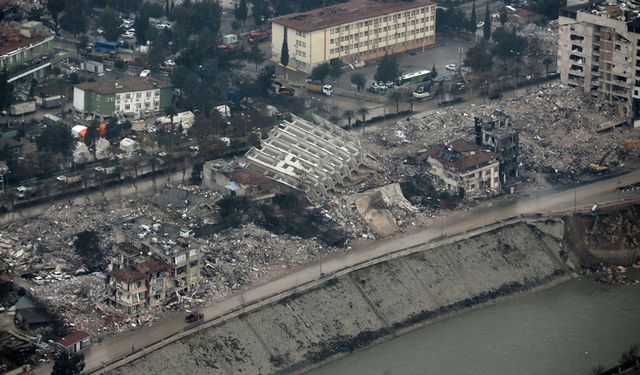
{"left": 271, "top": 0, "right": 436, "bottom": 72}
{"left": 558, "top": 2, "right": 640, "bottom": 124}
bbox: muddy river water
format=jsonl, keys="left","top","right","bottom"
{"left": 307, "top": 277, "right": 640, "bottom": 375}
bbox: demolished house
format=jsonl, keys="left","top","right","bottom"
{"left": 424, "top": 139, "right": 500, "bottom": 199}
{"left": 474, "top": 109, "right": 520, "bottom": 190}
{"left": 245, "top": 115, "right": 365, "bottom": 202}
{"left": 106, "top": 243, "right": 174, "bottom": 313}
{"left": 202, "top": 159, "right": 276, "bottom": 201}
{"left": 110, "top": 217, "right": 203, "bottom": 312}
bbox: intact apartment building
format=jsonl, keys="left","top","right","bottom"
{"left": 271, "top": 0, "right": 436, "bottom": 72}
{"left": 424, "top": 139, "right": 501, "bottom": 199}
{"left": 0, "top": 21, "right": 55, "bottom": 83}
{"left": 73, "top": 77, "right": 172, "bottom": 118}
{"left": 558, "top": 1, "right": 640, "bottom": 124}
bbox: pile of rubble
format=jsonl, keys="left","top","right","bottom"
{"left": 28, "top": 274, "right": 108, "bottom": 334}
{"left": 519, "top": 22, "right": 559, "bottom": 58}
{"left": 198, "top": 223, "right": 347, "bottom": 303}
{"left": 369, "top": 84, "right": 633, "bottom": 184}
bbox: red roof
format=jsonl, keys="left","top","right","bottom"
{"left": 516, "top": 9, "right": 538, "bottom": 17}
{"left": 55, "top": 331, "right": 90, "bottom": 348}
{"left": 273, "top": 0, "right": 433, "bottom": 33}
{"left": 110, "top": 268, "right": 146, "bottom": 283}
{"left": 426, "top": 139, "right": 499, "bottom": 171}
{"left": 230, "top": 169, "right": 274, "bottom": 187}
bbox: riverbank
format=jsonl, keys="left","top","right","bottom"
{"left": 108, "top": 221, "right": 569, "bottom": 375}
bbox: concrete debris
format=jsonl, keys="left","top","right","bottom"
{"left": 369, "top": 84, "right": 634, "bottom": 185}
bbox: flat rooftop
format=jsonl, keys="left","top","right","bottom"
{"left": 75, "top": 77, "right": 171, "bottom": 95}
{"left": 0, "top": 27, "right": 53, "bottom": 58}
{"left": 272, "top": 0, "right": 433, "bottom": 33}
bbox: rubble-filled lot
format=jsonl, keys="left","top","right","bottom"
{"left": 368, "top": 84, "right": 639, "bottom": 185}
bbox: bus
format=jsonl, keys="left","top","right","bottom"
{"left": 94, "top": 40, "right": 118, "bottom": 53}
{"left": 395, "top": 70, "right": 432, "bottom": 86}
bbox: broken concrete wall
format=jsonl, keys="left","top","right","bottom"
{"left": 109, "top": 223, "right": 567, "bottom": 375}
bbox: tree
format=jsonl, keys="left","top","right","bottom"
{"left": 350, "top": 72, "right": 366, "bottom": 91}
{"left": 343, "top": 109, "right": 355, "bottom": 128}
{"left": 255, "top": 65, "right": 277, "bottom": 97}
{"left": 51, "top": 352, "right": 85, "bottom": 375}
{"left": 280, "top": 32, "right": 289, "bottom": 68}
{"left": 469, "top": 1, "right": 477, "bottom": 34}
{"left": 78, "top": 35, "right": 89, "bottom": 51}
{"left": 147, "top": 45, "right": 165, "bottom": 67}
{"left": 530, "top": 0, "right": 567, "bottom": 20}
{"left": 310, "top": 63, "right": 330, "bottom": 83}
{"left": 134, "top": 8, "right": 150, "bottom": 45}
{"left": 234, "top": 0, "right": 248, "bottom": 25}
{"left": 60, "top": 0, "right": 88, "bottom": 35}
{"left": 388, "top": 90, "right": 402, "bottom": 114}
{"left": 99, "top": 7, "right": 122, "bottom": 42}
{"left": 328, "top": 60, "right": 344, "bottom": 81}
{"left": 543, "top": 55, "right": 554, "bottom": 76}
{"left": 247, "top": 43, "right": 266, "bottom": 71}
{"left": 491, "top": 28, "right": 526, "bottom": 60}
{"left": 483, "top": 3, "right": 492, "bottom": 40}
{"left": 164, "top": 105, "right": 178, "bottom": 129}
{"left": 73, "top": 231, "right": 105, "bottom": 271}
{"left": 36, "top": 123, "right": 73, "bottom": 155}
{"left": 357, "top": 107, "right": 369, "bottom": 132}
{"left": 374, "top": 53, "right": 400, "bottom": 83}
{"left": 499, "top": 9, "right": 508, "bottom": 25}
{"left": 46, "top": 0, "right": 66, "bottom": 31}
{"left": 464, "top": 42, "right": 493, "bottom": 72}
{"left": 431, "top": 63, "right": 438, "bottom": 79}
{"left": 0, "top": 69, "right": 13, "bottom": 111}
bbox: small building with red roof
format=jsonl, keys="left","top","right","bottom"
{"left": 423, "top": 139, "right": 500, "bottom": 199}
{"left": 54, "top": 331, "right": 91, "bottom": 354}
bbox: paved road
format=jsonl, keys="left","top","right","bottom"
{"left": 31, "top": 169, "right": 640, "bottom": 375}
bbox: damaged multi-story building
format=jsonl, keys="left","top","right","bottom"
{"left": 245, "top": 115, "right": 365, "bottom": 202}
{"left": 424, "top": 139, "right": 501, "bottom": 199}
{"left": 202, "top": 158, "right": 276, "bottom": 201}
{"left": 558, "top": 1, "right": 640, "bottom": 124}
{"left": 108, "top": 216, "right": 203, "bottom": 312}
{"left": 474, "top": 109, "right": 519, "bottom": 191}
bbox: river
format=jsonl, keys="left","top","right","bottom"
{"left": 306, "top": 277, "right": 640, "bottom": 375}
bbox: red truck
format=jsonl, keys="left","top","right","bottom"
{"left": 248, "top": 30, "right": 270, "bottom": 44}
{"left": 185, "top": 310, "right": 204, "bottom": 323}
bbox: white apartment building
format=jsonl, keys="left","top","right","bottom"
{"left": 73, "top": 77, "right": 172, "bottom": 118}
{"left": 272, "top": 0, "right": 436, "bottom": 72}
{"left": 558, "top": 1, "right": 640, "bottom": 124}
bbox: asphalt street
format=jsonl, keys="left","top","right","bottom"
{"left": 31, "top": 169, "right": 640, "bottom": 375}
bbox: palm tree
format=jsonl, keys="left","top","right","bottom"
{"left": 356, "top": 107, "right": 369, "bottom": 134}
{"left": 388, "top": 90, "right": 402, "bottom": 114}
{"left": 343, "top": 109, "right": 355, "bottom": 128}
{"left": 164, "top": 105, "right": 178, "bottom": 131}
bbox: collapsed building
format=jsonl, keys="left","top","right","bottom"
{"left": 202, "top": 158, "right": 276, "bottom": 201}
{"left": 245, "top": 115, "right": 365, "bottom": 203}
{"left": 108, "top": 216, "right": 203, "bottom": 313}
{"left": 474, "top": 109, "right": 520, "bottom": 191}
{"left": 424, "top": 139, "right": 501, "bottom": 199}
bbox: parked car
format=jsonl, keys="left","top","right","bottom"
{"left": 140, "top": 69, "right": 151, "bottom": 77}
{"left": 445, "top": 64, "right": 457, "bottom": 71}
{"left": 32, "top": 276, "right": 45, "bottom": 285}
{"left": 476, "top": 22, "right": 485, "bottom": 28}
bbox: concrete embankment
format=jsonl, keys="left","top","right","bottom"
{"left": 109, "top": 222, "right": 568, "bottom": 375}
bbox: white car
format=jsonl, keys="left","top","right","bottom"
{"left": 476, "top": 22, "right": 484, "bottom": 28}
{"left": 50, "top": 271, "right": 64, "bottom": 280}
{"left": 33, "top": 276, "right": 45, "bottom": 285}
{"left": 164, "top": 59, "right": 176, "bottom": 67}
{"left": 121, "top": 31, "right": 135, "bottom": 39}
{"left": 140, "top": 69, "right": 151, "bottom": 77}
{"left": 96, "top": 28, "right": 104, "bottom": 35}
{"left": 445, "top": 64, "right": 457, "bottom": 71}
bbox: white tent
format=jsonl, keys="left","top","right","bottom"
{"left": 119, "top": 138, "right": 140, "bottom": 154}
